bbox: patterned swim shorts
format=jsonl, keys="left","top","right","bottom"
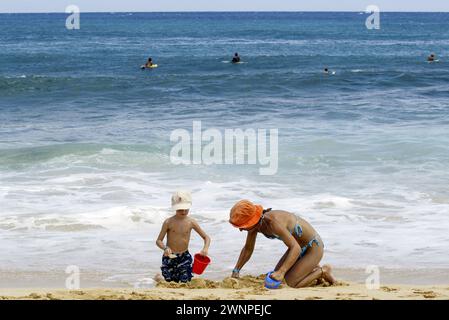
{"left": 161, "top": 250, "right": 193, "bottom": 283}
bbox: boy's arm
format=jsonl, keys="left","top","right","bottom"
{"left": 192, "top": 220, "right": 211, "bottom": 256}
{"left": 232, "top": 229, "right": 257, "bottom": 278}
{"left": 156, "top": 220, "right": 171, "bottom": 255}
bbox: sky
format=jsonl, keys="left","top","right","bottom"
{"left": 0, "top": 0, "right": 449, "bottom": 13}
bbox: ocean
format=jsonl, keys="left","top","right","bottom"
{"left": 1, "top": 12, "right": 449, "bottom": 287}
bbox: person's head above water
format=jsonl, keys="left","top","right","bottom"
{"left": 235, "top": 53, "right": 239, "bottom": 57}
{"left": 324, "top": 68, "right": 329, "bottom": 72}
{"left": 148, "top": 57, "right": 152, "bottom": 61}
{"left": 229, "top": 200, "right": 263, "bottom": 230}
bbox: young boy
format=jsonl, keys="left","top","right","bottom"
{"left": 156, "top": 191, "right": 211, "bottom": 283}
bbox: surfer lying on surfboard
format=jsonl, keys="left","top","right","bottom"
{"left": 324, "top": 68, "right": 336, "bottom": 75}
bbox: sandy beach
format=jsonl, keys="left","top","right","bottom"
{"left": 1, "top": 275, "right": 449, "bottom": 300}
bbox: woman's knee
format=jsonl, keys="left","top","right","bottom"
{"left": 284, "top": 272, "right": 300, "bottom": 288}
{"left": 285, "top": 278, "right": 297, "bottom": 288}
{"left": 283, "top": 248, "right": 323, "bottom": 287}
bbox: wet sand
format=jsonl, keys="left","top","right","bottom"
{"left": 1, "top": 275, "right": 449, "bottom": 300}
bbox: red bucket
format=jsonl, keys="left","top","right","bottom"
{"left": 192, "top": 254, "right": 211, "bottom": 275}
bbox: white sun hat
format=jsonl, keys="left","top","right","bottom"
{"left": 171, "top": 190, "right": 192, "bottom": 210}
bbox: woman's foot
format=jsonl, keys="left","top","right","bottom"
{"left": 321, "top": 264, "right": 336, "bottom": 285}
{"left": 311, "top": 266, "right": 325, "bottom": 284}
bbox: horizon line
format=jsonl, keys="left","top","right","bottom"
{"left": 1, "top": 10, "right": 449, "bottom": 14}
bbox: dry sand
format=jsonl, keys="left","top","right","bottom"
{"left": 1, "top": 275, "right": 449, "bottom": 300}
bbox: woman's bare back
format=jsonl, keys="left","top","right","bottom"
{"left": 260, "top": 210, "right": 319, "bottom": 247}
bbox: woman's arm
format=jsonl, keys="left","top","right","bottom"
{"left": 192, "top": 220, "right": 211, "bottom": 256}
{"left": 232, "top": 229, "right": 258, "bottom": 278}
{"left": 269, "top": 221, "right": 301, "bottom": 281}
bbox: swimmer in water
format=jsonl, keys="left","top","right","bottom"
{"left": 427, "top": 53, "right": 436, "bottom": 62}
{"left": 324, "top": 68, "right": 330, "bottom": 74}
{"left": 232, "top": 53, "right": 241, "bottom": 63}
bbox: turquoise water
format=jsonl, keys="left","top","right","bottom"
{"left": 1, "top": 12, "right": 449, "bottom": 286}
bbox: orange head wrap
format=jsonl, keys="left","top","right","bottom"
{"left": 229, "top": 200, "right": 263, "bottom": 229}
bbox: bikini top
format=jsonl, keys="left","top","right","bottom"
{"left": 259, "top": 208, "right": 303, "bottom": 240}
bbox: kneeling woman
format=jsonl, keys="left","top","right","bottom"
{"left": 229, "top": 200, "right": 336, "bottom": 288}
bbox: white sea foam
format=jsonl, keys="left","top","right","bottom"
{"left": 1, "top": 171, "right": 448, "bottom": 284}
